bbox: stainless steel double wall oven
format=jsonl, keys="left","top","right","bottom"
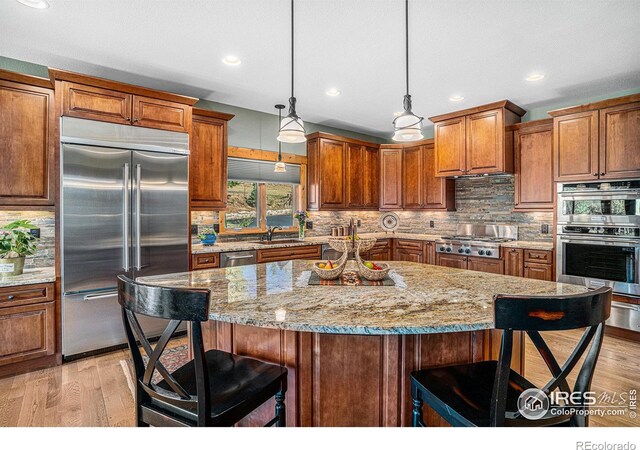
{"left": 556, "top": 180, "right": 640, "bottom": 331}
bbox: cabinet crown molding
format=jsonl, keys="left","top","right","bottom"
{"left": 428, "top": 100, "right": 526, "bottom": 123}
{"left": 0, "top": 68, "right": 53, "bottom": 89}
{"left": 49, "top": 68, "right": 198, "bottom": 105}
{"left": 305, "top": 131, "right": 381, "bottom": 148}
{"left": 547, "top": 93, "right": 640, "bottom": 117}
{"left": 193, "top": 107, "right": 235, "bottom": 121}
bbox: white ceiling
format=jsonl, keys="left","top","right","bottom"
{"left": 1, "top": 0, "right": 639, "bottom": 138}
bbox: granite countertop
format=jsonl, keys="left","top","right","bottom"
{"left": 0, "top": 267, "right": 56, "bottom": 288}
{"left": 138, "top": 260, "right": 586, "bottom": 335}
{"left": 192, "top": 233, "right": 553, "bottom": 254}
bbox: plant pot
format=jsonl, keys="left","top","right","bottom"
{"left": 0, "top": 256, "right": 26, "bottom": 278}
{"left": 200, "top": 234, "right": 217, "bottom": 246}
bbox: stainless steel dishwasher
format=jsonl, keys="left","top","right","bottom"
{"left": 220, "top": 250, "right": 257, "bottom": 267}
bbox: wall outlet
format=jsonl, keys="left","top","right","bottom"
{"left": 306, "top": 221, "right": 313, "bottom": 230}
{"left": 190, "top": 225, "right": 198, "bottom": 235}
{"left": 29, "top": 228, "right": 40, "bottom": 238}
{"left": 213, "top": 224, "right": 220, "bottom": 233}
{"left": 357, "top": 219, "right": 362, "bottom": 227}
{"left": 429, "top": 220, "right": 435, "bottom": 228}
{"left": 541, "top": 224, "right": 550, "bottom": 234}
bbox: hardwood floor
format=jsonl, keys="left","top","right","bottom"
{"left": 0, "top": 332, "right": 637, "bottom": 427}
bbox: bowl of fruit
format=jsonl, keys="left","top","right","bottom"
{"left": 312, "top": 259, "right": 346, "bottom": 280}
{"left": 356, "top": 257, "right": 391, "bottom": 281}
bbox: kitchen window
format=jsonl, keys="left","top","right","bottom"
{"left": 220, "top": 158, "right": 303, "bottom": 234}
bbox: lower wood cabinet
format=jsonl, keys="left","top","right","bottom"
{"left": 504, "top": 248, "right": 524, "bottom": 277}
{"left": 257, "top": 245, "right": 322, "bottom": 263}
{"left": 436, "top": 253, "right": 467, "bottom": 269}
{"left": 504, "top": 247, "right": 553, "bottom": 281}
{"left": 524, "top": 262, "right": 553, "bottom": 281}
{"left": 0, "top": 283, "right": 56, "bottom": 368}
{"left": 366, "top": 239, "right": 392, "bottom": 261}
{"left": 393, "top": 240, "right": 424, "bottom": 263}
{"left": 191, "top": 253, "right": 220, "bottom": 270}
{"left": 424, "top": 241, "right": 436, "bottom": 265}
{"left": 467, "top": 256, "right": 504, "bottom": 275}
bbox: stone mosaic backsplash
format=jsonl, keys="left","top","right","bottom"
{"left": 307, "top": 175, "right": 553, "bottom": 241}
{"left": 192, "top": 175, "right": 554, "bottom": 243}
{"left": 0, "top": 211, "right": 55, "bottom": 269}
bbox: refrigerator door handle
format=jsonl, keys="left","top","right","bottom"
{"left": 83, "top": 290, "right": 119, "bottom": 301}
{"left": 134, "top": 163, "right": 142, "bottom": 270}
{"left": 123, "top": 163, "right": 130, "bottom": 271}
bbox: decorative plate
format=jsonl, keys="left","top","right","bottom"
{"left": 379, "top": 212, "right": 399, "bottom": 232}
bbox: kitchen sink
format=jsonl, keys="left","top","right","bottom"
{"left": 250, "top": 239, "right": 302, "bottom": 245}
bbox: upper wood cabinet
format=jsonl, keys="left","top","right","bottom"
{"left": 189, "top": 108, "right": 234, "bottom": 210}
{"left": 346, "top": 144, "right": 379, "bottom": 209}
{"left": 511, "top": 119, "right": 554, "bottom": 211}
{"left": 51, "top": 69, "right": 196, "bottom": 133}
{"left": 307, "top": 133, "right": 379, "bottom": 211}
{"left": 549, "top": 94, "right": 640, "bottom": 182}
{"left": 401, "top": 143, "right": 455, "bottom": 210}
{"left": 430, "top": 100, "right": 525, "bottom": 177}
{"left": 0, "top": 70, "right": 55, "bottom": 207}
{"left": 379, "top": 146, "right": 403, "bottom": 210}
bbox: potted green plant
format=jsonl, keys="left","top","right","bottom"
{"left": 0, "top": 220, "right": 39, "bottom": 277}
{"left": 198, "top": 227, "right": 217, "bottom": 246}
{"left": 294, "top": 210, "right": 308, "bottom": 240}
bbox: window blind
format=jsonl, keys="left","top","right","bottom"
{"left": 227, "top": 158, "right": 301, "bottom": 184}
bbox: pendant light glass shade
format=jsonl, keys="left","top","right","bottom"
{"left": 274, "top": 161, "right": 287, "bottom": 172}
{"left": 392, "top": 0, "right": 424, "bottom": 142}
{"left": 392, "top": 94, "right": 424, "bottom": 141}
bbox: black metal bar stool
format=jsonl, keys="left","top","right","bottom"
{"left": 117, "top": 275, "right": 288, "bottom": 427}
{"left": 410, "top": 286, "right": 612, "bottom": 427}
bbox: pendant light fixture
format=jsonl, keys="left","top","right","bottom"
{"left": 274, "top": 104, "right": 287, "bottom": 173}
{"left": 392, "top": 0, "right": 424, "bottom": 142}
{"left": 277, "top": 0, "right": 306, "bottom": 144}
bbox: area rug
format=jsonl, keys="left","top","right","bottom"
{"left": 120, "top": 344, "right": 190, "bottom": 398}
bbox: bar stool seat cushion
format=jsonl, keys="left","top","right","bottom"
{"left": 411, "top": 361, "right": 569, "bottom": 427}
{"left": 155, "top": 349, "right": 287, "bottom": 425}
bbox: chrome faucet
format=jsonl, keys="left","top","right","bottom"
{"left": 264, "top": 225, "right": 282, "bottom": 242}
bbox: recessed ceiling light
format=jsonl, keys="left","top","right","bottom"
{"left": 526, "top": 73, "right": 545, "bottom": 82}
{"left": 222, "top": 56, "right": 241, "bottom": 66}
{"left": 326, "top": 88, "right": 341, "bottom": 97}
{"left": 449, "top": 95, "right": 465, "bottom": 102}
{"left": 16, "top": 0, "right": 49, "bottom": 8}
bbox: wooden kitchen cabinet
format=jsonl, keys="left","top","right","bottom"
{"left": 189, "top": 108, "right": 234, "bottom": 210}
{"left": 423, "top": 143, "right": 456, "bottom": 210}
{"left": 257, "top": 245, "right": 322, "bottom": 263}
{"left": 436, "top": 253, "right": 467, "bottom": 269}
{"left": 308, "top": 133, "right": 378, "bottom": 211}
{"left": 503, "top": 247, "right": 524, "bottom": 277}
{"left": 191, "top": 252, "right": 220, "bottom": 270}
{"left": 379, "top": 146, "right": 403, "bottom": 210}
{"left": 549, "top": 94, "right": 640, "bottom": 182}
{"left": 553, "top": 111, "right": 599, "bottom": 182}
{"left": 52, "top": 69, "right": 197, "bottom": 133}
{"left": 467, "top": 256, "right": 504, "bottom": 275}
{"left": 346, "top": 144, "right": 379, "bottom": 210}
{"left": 367, "top": 239, "right": 392, "bottom": 261}
{"left": 430, "top": 100, "right": 525, "bottom": 177}
{"left": 512, "top": 119, "right": 554, "bottom": 210}
{"left": 0, "top": 282, "right": 56, "bottom": 370}
{"left": 393, "top": 239, "right": 424, "bottom": 263}
{"left": 524, "top": 262, "right": 553, "bottom": 281}
{"left": 599, "top": 101, "right": 640, "bottom": 180}
{"left": 0, "top": 71, "right": 56, "bottom": 207}
{"left": 402, "top": 145, "right": 424, "bottom": 209}
{"left": 424, "top": 241, "right": 436, "bottom": 265}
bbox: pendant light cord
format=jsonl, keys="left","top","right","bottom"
{"left": 291, "top": 0, "right": 295, "bottom": 99}
{"left": 405, "top": 0, "right": 409, "bottom": 96}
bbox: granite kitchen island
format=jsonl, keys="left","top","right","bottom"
{"left": 139, "top": 260, "right": 587, "bottom": 427}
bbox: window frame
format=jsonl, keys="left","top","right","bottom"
{"left": 218, "top": 147, "right": 307, "bottom": 236}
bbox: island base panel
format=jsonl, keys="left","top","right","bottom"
{"left": 199, "top": 321, "right": 512, "bottom": 427}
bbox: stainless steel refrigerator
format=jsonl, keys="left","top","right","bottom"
{"left": 61, "top": 117, "right": 189, "bottom": 358}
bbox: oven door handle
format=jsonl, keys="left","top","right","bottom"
{"left": 558, "top": 191, "right": 640, "bottom": 200}
{"left": 558, "top": 235, "right": 640, "bottom": 246}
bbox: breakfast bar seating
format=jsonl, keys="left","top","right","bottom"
{"left": 410, "top": 286, "right": 612, "bottom": 427}
{"left": 117, "top": 275, "right": 288, "bottom": 427}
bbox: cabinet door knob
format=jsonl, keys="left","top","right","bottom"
{"left": 600, "top": 172, "right": 605, "bottom": 176}
{"left": 7, "top": 295, "right": 14, "bottom": 300}
{"left": 593, "top": 173, "right": 598, "bottom": 176}
{"left": 133, "top": 118, "right": 139, "bottom": 122}
{"left": 125, "top": 117, "right": 131, "bottom": 121}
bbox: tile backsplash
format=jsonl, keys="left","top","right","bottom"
{"left": 306, "top": 175, "right": 553, "bottom": 241}
{"left": 0, "top": 211, "right": 55, "bottom": 269}
{"left": 191, "top": 175, "right": 554, "bottom": 243}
